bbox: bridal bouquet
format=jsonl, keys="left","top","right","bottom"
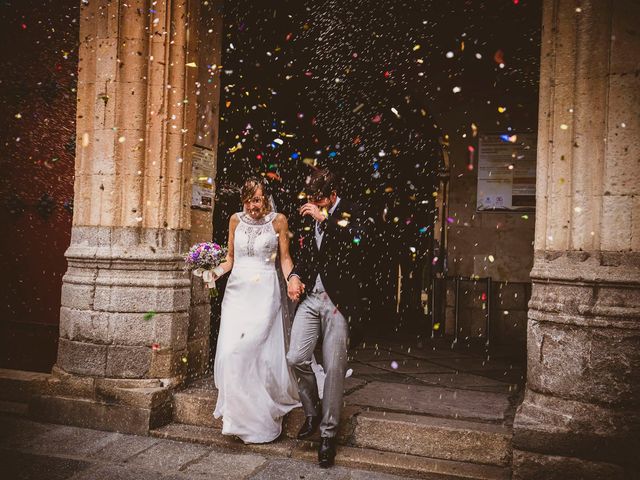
{"left": 184, "top": 242, "right": 228, "bottom": 290}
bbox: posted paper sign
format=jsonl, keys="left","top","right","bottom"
{"left": 191, "top": 146, "right": 215, "bottom": 210}
{"left": 476, "top": 133, "right": 537, "bottom": 211}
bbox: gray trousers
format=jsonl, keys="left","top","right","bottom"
{"left": 286, "top": 292, "right": 349, "bottom": 438}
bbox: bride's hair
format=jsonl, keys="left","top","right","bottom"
{"left": 241, "top": 177, "right": 273, "bottom": 215}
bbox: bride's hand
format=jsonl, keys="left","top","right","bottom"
{"left": 212, "top": 265, "right": 225, "bottom": 281}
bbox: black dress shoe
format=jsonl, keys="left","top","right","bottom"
{"left": 296, "top": 415, "right": 320, "bottom": 440}
{"left": 318, "top": 436, "right": 337, "bottom": 468}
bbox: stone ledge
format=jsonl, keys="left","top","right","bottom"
{"left": 170, "top": 384, "right": 359, "bottom": 443}
{"left": 173, "top": 388, "right": 221, "bottom": 428}
{"left": 0, "top": 369, "right": 51, "bottom": 403}
{"left": 352, "top": 411, "right": 512, "bottom": 466}
{"left": 68, "top": 225, "right": 190, "bottom": 255}
{"left": 513, "top": 390, "right": 639, "bottom": 470}
{"left": 512, "top": 449, "right": 627, "bottom": 480}
{"left": 151, "top": 422, "right": 511, "bottom": 480}
{"left": 95, "top": 381, "right": 172, "bottom": 410}
{"left": 531, "top": 250, "right": 640, "bottom": 285}
{"left": 29, "top": 393, "right": 172, "bottom": 436}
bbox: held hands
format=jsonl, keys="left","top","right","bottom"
{"left": 299, "top": 203, "right": 328, "bottom": 223}
{"left": 287, "top": 276, "right": 305, "bottom": 301}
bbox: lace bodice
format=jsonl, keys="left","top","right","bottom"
{"left": 233, "top": 211, "right": 279, "bottom": 269}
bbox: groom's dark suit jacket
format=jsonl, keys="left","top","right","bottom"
{"left": 290, "top": 198, "right": 368, "bottom": 324}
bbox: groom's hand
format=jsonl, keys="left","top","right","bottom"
{"left": 299, "top": 203, "right": 328, "bottom": 223}
{"left": 287, "top": 276, "right": 305, "bottom": 301}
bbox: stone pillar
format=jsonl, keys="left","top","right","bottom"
{"left": 512, "top": 0, "right": 640, "bottom": 478}
{"left": 31, "top": 0, "right": 206, "bottom": 434}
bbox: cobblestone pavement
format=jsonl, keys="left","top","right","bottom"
{"left": 0, "top": 414, "right": 418, "bottom": 480}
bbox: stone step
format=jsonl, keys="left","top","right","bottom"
{"left": 151, "top": 422, "right": 511, "bottom": 480}
{"left": 170, "top": 385, "right": 512, "bottom": 468}
{"left": 0, "top": 400, "right": 29, "bottom": 416}
{"left": 173, "top": 386, "right": 221, "bottom": 428}
{"left": 0, "top": 369, "right": 50, "bottom": 403}
{"left": 352, "top": 411, "right": 512, "bottom": 467}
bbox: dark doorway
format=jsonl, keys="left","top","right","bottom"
{"left": 0, "top": 0, "right": 79, "bottom": 372}
{"left": 212, "top": 0, "right": 541, "bottom": 349}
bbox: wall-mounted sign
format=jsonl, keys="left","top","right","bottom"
{"left": 476, "top": 132, "right": 536, "bottom": 211}
{"left": 191, "top": 146, "right": 215, "bottom": 210}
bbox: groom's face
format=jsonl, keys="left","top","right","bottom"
{"left": 309, "top": 191, "right": 337, "bottom": 210}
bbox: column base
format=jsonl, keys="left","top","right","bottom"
{"left": 28, "top": 366, "right": 177, "bottom": 435}
{"left": 512, "top": 389, "right": 639, "bottom": 478}
{"left": 512, "top": 449, "right": 626, "bottom": 480}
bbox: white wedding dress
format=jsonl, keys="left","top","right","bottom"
{"left": 213, "top": 211, "right": 301, "bottom": 443}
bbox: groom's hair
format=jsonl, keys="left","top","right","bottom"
{"left": 306, "top": 168, "right": 337, "bottom": 199}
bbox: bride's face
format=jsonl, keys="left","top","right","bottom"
{"left": 244, "top": 186, "right": 266, "bottom": 219}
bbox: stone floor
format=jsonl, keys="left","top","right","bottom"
{"left": 0, "top": 414, "right": 419, "bottom": 480}
{"left": 0, "top": 336, "right": 525, "bottom": 479}
{"left": 322, "top": 336, "right": 523, "bottom": 425}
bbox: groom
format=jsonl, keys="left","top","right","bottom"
{"left": 286, "top": 168, "right": 367, "bottom": 468}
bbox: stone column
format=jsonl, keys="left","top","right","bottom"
{"left": 31, "top": 0, "right": 205, "bottom": 434}
{"left": 512, "top": 0, "right": 640, "bottom": 478}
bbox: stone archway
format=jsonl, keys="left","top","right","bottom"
{"left": 31, "top": 0, "right": 638, "bottom": 477}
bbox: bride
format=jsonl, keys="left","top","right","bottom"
{"left": 210, "top": 177, "right": 301, "bottom": 443}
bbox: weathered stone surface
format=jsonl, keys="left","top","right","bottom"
{"left": 95, "top": 383, "right": 172, "bottom": 410}
{"left": 106, "top": 345, "right": 152, "bottom": 378}
{"left": 24, "top": 424, "right": 121, "bottom": 457}
{"left": 0, "top": 369, "right": 50, "bottom": 403}
{"left": 125, "top": 439, "right": 212, "bottom": 471}
{"left": 290, "top": 442, "right": 511, "bottom": 480}
{"left": 0, "top": 449, "right": 92, "bottom": 480}
{"left": 187, "top": 303, "right": 210, "bottom": 340}
{"left": 151, "top": 423, "right": 510, "bottom": 479}
{"left": 57, "top": 338, "right": 107, "bottom": 377}
{"left": 352, "top": 411, "right": 512, "bottom": 466}
{"left": 412, "top": 372, "right": 518, "bottom": 393}
{"left": 182, "top": 449, "right": 266, "bottom": 478}
{"left": 107, "top": 312, "right": 155, "bottom": 346}
{"left": 346, "top": 381, "right": 511, "bottom": 422}
{"left": 148, "top": 347, "right": 188, "bottom": 378}
{"left": 87, "top": 434, "right": 159, "bottom": 462}
{"left": 29, "top": 394, "right": 162, "bottom": 436}
{"left": 185, "top": 336, "right": 210, "bottom": 380}
{"left": 60, "top": 307, "right": 110, "bottom": 343}
{"left": 366, "top": 359, "right": 455, "bottom": 374}
{"left": 173, "top": 387, "right": 221, "bottom": 428}
{"left": 513, "top": 390, "right": 639, "bottom": 469}
{"left": 70, "top": 464, "right": 176, "bottom": 480}
{"left": 512, "top": 450, "right": 626, "bottom": 480}
{"left": 0, "top": 415, "right": 56, "bottom": 450}
{"left": 60, "top": 279, "right": 96, "bottom": 311}
{"left": 93, "top": 283, "right": 190, "bottom": 314}
{"left": 512, "top": 2, "right": 640, "bottom": 477}
{"left": 525, "top": 314, "right": 639, "bottom": 406}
